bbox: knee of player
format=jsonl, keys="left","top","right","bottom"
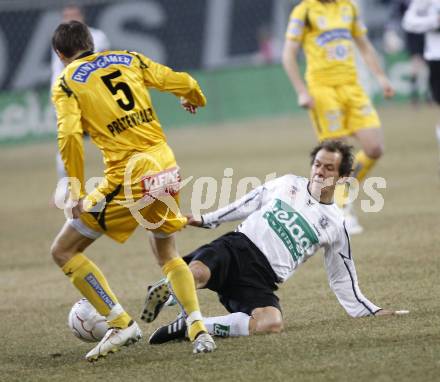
{"left": 252, "top": 316, "right": 284, "bottom": 335}
{"left": 366, "top": 144, "right": 384, "bottom": 159}
{"left": 252, "top": 308, "right": 284, "bottom": 334}
{"left": 266, "top": 317, "right": 284, "bottom": 333}
{"left": 50, "top": 240, "right": 64, "bottom": 264}
{"left": 189, "top": 260, "right": 210, "bottom": 288}
{"left": 50, "top": 240, "right": 73, "bottom": 267}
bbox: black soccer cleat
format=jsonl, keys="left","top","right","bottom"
{"left": 149, "top": 315, "right": 187, "bottom": 345}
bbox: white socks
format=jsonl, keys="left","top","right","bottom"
{"left": 203, "top": 312, "right": 250, "bottom": 337}
{"left": 436, "top": 124, "right": 440, "bottom": 146}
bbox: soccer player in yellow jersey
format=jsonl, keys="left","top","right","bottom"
{"left": 282, "top": 0, "right": 395, "bottom": 234}
{"left": 50, "top": 20, "right": 215, "bottom": 360}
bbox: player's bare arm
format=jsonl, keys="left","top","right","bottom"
{"left": 354, "top": 35, "right": 395, "bottom": 98}
{"left": 185, "top": 214, "right": 203, "bottom": 227}
{"left": 282, "top": 39, "right": 314, "bottom": 109}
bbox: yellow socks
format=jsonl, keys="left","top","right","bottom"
{"left": 334, "top": 150, "right": 377, "bottom": 208}
{"left": 334, "top": 183, "right": 349, "bottom": 209}
{"left": 352, "top": 150, "right": 377, "bottom": 183}
{"left": 62, "top": 253, "right": 132, "bottom": 329}
{"left": 162, "top": 257, "right": 206, "bottom": 341}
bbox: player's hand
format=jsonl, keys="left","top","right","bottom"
{"left": 297, "top": 90, "right": 314, "bottom": 109}
{"left": 378, "top": 76, "right": 395, "bottom": 99}
{"left": 65, "top": 197, "right": 84, "bottom": 219}
{"left": 185, "top": 214, "right": 203, "bottom": 227}
{"left": 180, "top": 97, "right": 198, "bottom": 114}
{"left": 71, "top": 198, "right": 85, "bottom": 219}
{"left": 375, "top": 309, "right": 409, "bottom": 316}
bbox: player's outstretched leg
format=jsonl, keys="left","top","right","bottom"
{"left": 149, "top": 309, "right": 282, "bottom": 346}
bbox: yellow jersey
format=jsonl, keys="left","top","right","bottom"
{"left": 285, "top": 0, "right": 367, "bottom": 86}
{"left": 52, "top": 50, "right": 206, "bottom": 196}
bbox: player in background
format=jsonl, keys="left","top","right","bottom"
{"left": 402, "top": 0, "right": 440, "bottom": 173}
{"left": 384, "top": 0, "right": 426, "bottom": 105}
{"left": 52, "top": 3, "right": 110, "bottom": 206}
{"left": 50, "top": 20, "right": 215, "bottom": 361}
{"left": 142, "top": 141, "right": 408, "bottom": 344}
{"left": 282, "top": 0, "right": 395, "bottom": 234}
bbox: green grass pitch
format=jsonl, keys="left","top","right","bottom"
{"left": 1, "top": 104, "right": 439, "bottom": 381}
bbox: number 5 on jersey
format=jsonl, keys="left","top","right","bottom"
{"left": 101, "top": 70, "right": 135, "bottom": 111}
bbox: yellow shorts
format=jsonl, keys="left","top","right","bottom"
{"left": 308, "top": 83, "right": 381, "bottom": 141}
{"left": 78, "top": 142, "right": 187, "bottom": 243}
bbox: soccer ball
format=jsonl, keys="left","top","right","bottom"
{"left": 68, "top": 298, "right": 109, "bottom": 343}
{"left": 383, "top": 29, "right": 403, "bottom": 54}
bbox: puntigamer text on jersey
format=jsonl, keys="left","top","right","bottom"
{"left": 72, "top": 54, "right": 133, "bottom": 83}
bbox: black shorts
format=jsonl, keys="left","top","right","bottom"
{"left": 405, "top": 32, "right": 424, "bottom": 57}
{"left": 428, "top": 60, "right": 440, "bottom": 104}
{"left": 183, "top": 232, "right": 281, "bottom": 316}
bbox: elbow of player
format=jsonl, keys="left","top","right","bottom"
{"left": 191, "top": 81, "right": 207, "bottom": 107}
{"left": 281, "top": 51, "right": 292, "bottom": 70}
{"left": 58, "top": 129, "right": 80, "bottom": 138}
{"left": 282, "top": 44, "right": 298, "bottom": 68}
{"left": 198, "top": 92, "right": 207, "bottom": 107}
{"left": 58, "top": 130, "right": 82, "bottom": 144}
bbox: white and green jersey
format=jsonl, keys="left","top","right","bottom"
{"left": 402, "top": 0, "right": 440, "bottom": 61}
{"left": 202, "top": 175, "right": 381, "bottom": 318}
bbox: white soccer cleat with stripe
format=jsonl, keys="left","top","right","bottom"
{"left": 85, "top": 321, "right": 142, "bottom": 362}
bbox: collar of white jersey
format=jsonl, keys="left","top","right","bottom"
{"left": 306, "top": 181, "right": 334, "bottom": 205}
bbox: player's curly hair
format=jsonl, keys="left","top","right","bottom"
{"left": 52, "top": 20, "right": 94, "bottom": 58}
{"left": 310, "top": 140, "right": 353, "bottom": 177}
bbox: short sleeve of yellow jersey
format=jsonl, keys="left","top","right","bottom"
{"left": 131, "top": 52, "right": 207, "bottom": 107}
{"left": 349, "top": 1, "right": 367, "bottom": 38}
{"left": 285, "top": 1, "right": 309, "bottom": 42}
{"left": 52, "top": 75, "right": 85, "bottom": 198}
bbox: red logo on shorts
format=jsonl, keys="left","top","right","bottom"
{"left": 141, "top": 167, "right": 181, "bottom": 198}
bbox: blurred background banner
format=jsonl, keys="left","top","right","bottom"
{"left": 0, "top": 0, "right": 427, "bottom": 143}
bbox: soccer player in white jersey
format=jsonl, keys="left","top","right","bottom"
{"left": 52, "top": 4, "right": 110, "bottom": 205}
{"left": 402, "top": 0, "right": 440, "bottom": 172}
{"left": 142, "top": 141, "right": 408, "bottom": 344}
